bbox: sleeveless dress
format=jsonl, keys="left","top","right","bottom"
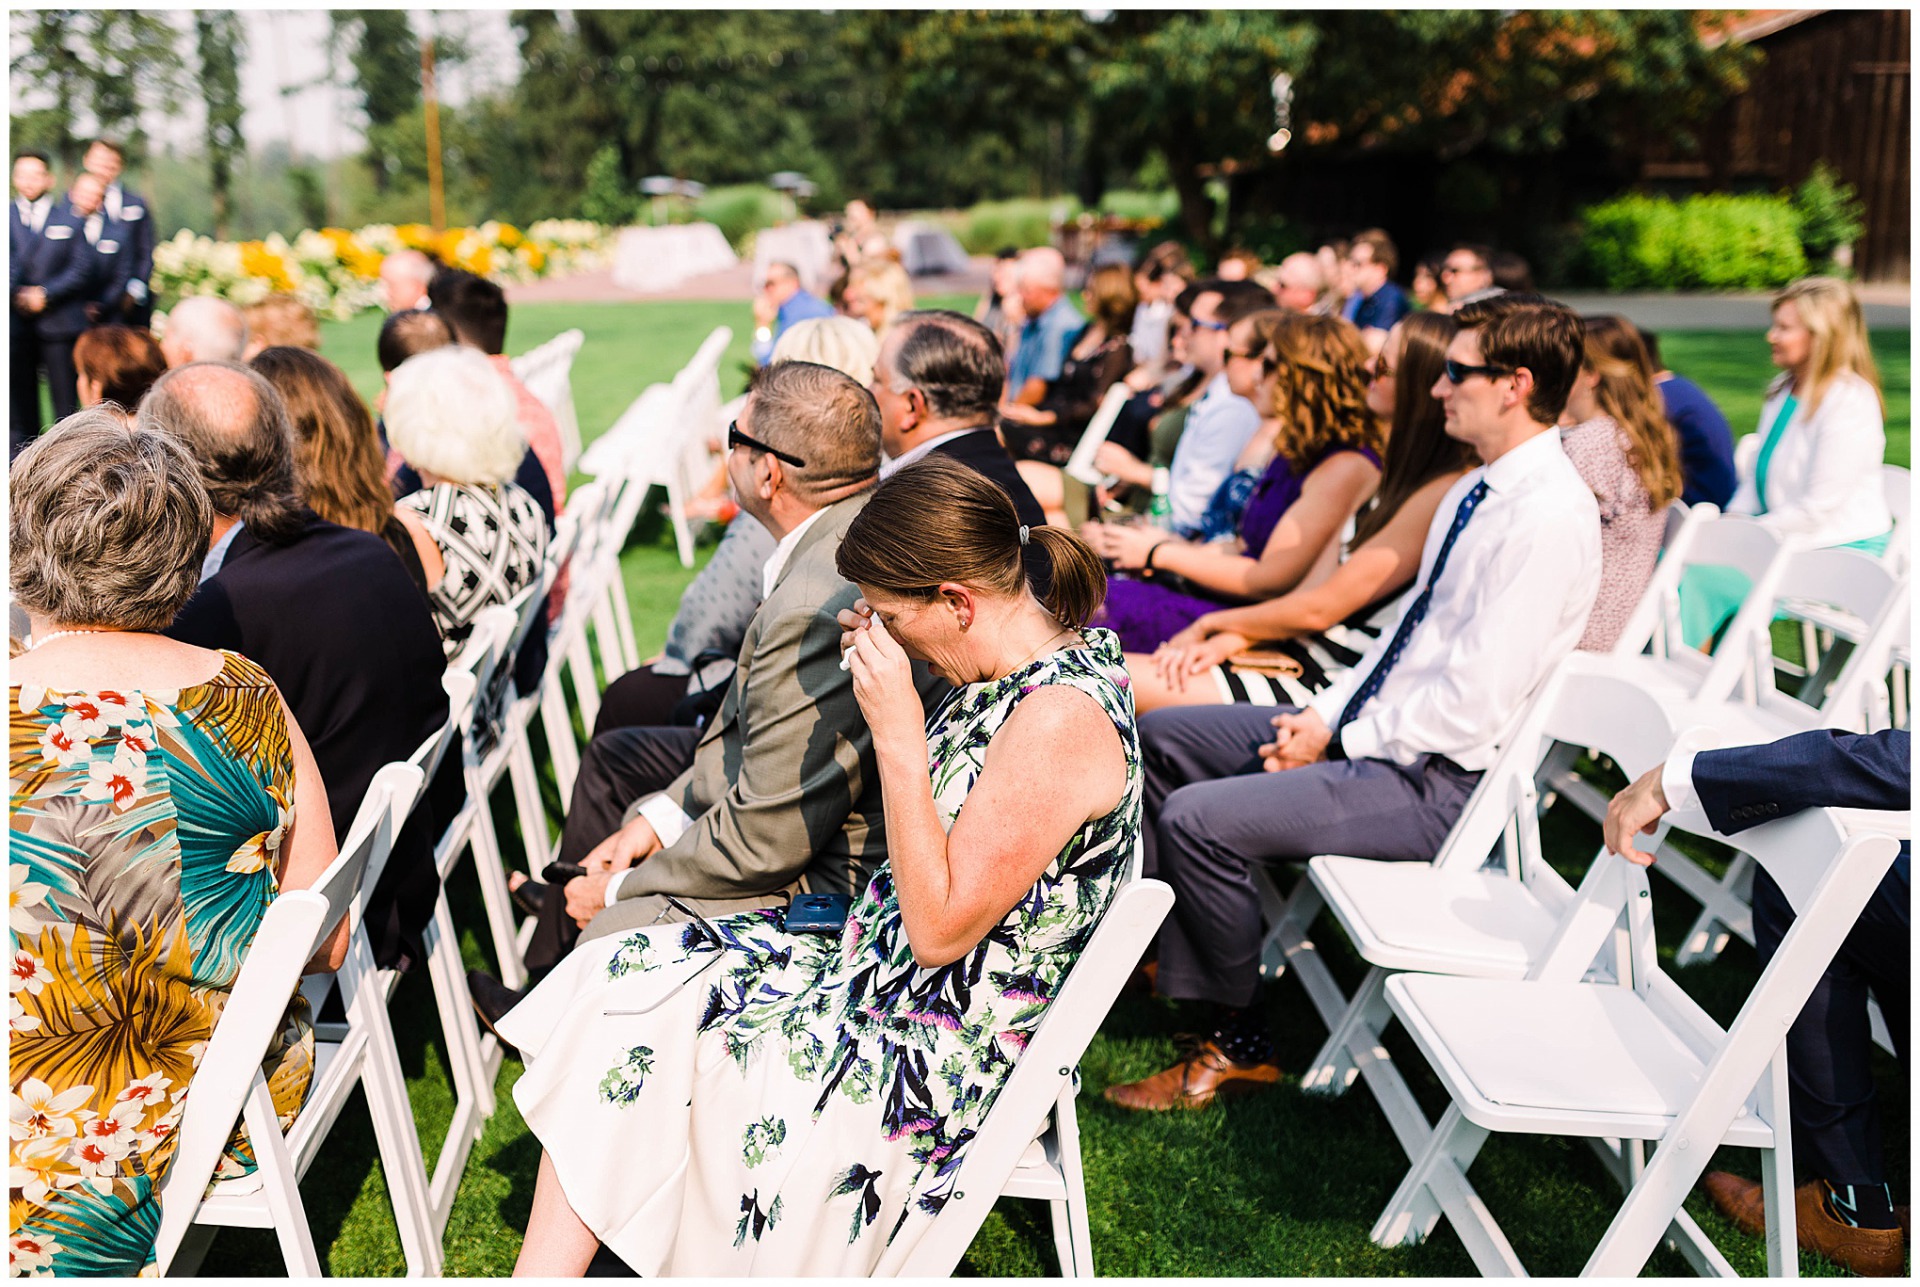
{"left": 1098, "top": 443, "right": 1383, "bottom": 652}
{"left": 9, "top": 652, "right": 315, "bottom": 1277}
{"left": 499, "top": 631, "right": 1142, "bottom": 1276}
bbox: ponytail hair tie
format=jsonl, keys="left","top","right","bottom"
{"left": 1018, "top": 525, "right": 1030, "bottom": 546}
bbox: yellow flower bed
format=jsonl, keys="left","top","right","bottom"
{"left": 153, "top": 219, "right": 614, "bottom": 321}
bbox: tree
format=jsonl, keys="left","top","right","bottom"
{"left": 195, "top": 11, "right": 245, "bottom": 239}
{"left": 9, "top": 9, "right": 185, "bottom": 164}
{"left": 331, "top": 10, "right": 422, "bottom": 191}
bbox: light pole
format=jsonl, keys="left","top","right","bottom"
{"left": 421, "top": 23, "right": 446, "bottom": 233}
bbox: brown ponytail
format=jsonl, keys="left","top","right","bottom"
{"left": 1023, "top": 524, "right": 1106, "bottom": 630}
{"left": 836, "top": 454, "right": 1108, "bottom": 630}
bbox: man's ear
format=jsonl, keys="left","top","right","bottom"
{"left": 1509, "top": 366, "right": 1536, "bottom": 413}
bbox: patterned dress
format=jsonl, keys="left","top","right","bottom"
{"left": 500, "top": 631, "right": 1142, "bottom": 1276}
{"left": 8, "top": 652, "right": 314, "bottom": 1277}
{"left": 397, "top": 480, "right": 548, "bottom": 658}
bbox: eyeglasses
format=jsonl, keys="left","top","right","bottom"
{"left": 1225, "top": 346, "right": 1267, "bottom": 362}
{"left": 1190, "top": 318, "right": 1230, "bottom": 333}
{"left": 1440, "top": 263, "right": 1481, "bottom": 277}
{"left": 1442, "top": 359, "right": 1514, "bottom": 385}
{"left": 727, "top": 421, "right": 808, "bottom": 468}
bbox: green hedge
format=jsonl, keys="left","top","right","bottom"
{"left": 690, "top": 185, "right": 791, "bottom": 250}
{"left": 1577, "top": 193, "right": 1808, "bottom": 291}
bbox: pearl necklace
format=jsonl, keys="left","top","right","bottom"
{"left": 26, "top": 627, "right": 124, "bottom": 651}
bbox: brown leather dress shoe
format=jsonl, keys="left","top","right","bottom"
{"left": 1702, "top": 1171, "right": 1907, "bottom": 1277}
{"left": 1102, "top": 1040, "right": 1281, "bottom": 1111}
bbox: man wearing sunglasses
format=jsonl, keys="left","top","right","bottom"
{"left": 478, "top": 361, "right": 944, "bottom": 1026}
{"left": 1108, "top": 294, "right": 1602, "bottom": 1111}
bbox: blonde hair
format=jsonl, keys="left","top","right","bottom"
{"left": 1773, "top": 276, "right": 1883, "bottom": 417}
{"left": 384, "top": 345, "right": 527, "bottom": 486}
{"left": 243, "top": 293, "right": 321, "bottom": 352}
{"left": 771, "top": 315, "right": 881, "bottom": 386}
{"left": 848, "top": 260, "right": 915, "bottom": 336}
{"left": 1581, "top": 316, "right": 1683, "bottom": 509}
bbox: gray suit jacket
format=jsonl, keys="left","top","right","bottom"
{"left": 605, "top": 490, "right": 939, "bottom": 918}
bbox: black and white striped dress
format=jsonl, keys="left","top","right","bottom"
{"left": 398, "top": 481, "right": 548, "bottom": 657}
{"left": 1208, "top": 589, "right": 1404, "bottom": 707}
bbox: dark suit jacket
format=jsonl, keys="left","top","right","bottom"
{"left": 165, "top": 512, "right": 453, "bottom": 966}
{"left": 104, "top": 183, "right": 153, "bottom": 302}
{"left": 930, "top": 427, "right": 1048, "bottom": 529}
{"left": 612, "top": 490, "right": 945, "bottom": 909}
{"left": 29, "top": 202, "right": 126, "bottom": 338}
{"left": 1693, "top": 728, "right": 1910, "bottom": 833}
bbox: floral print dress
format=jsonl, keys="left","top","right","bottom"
{"left": 501, "top": 630, "right": 1141, "bottom": 1276}
{"left": 9, "top": 653, "right": 314, "bottom": 1277}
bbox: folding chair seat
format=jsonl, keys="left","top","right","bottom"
{"left": 1299, "top": 662, "right": 1680, "bottom": 1160}
{"left": 155, "top": 763, "right": 433, "bottom": 1277}
{"left": 1372, "top": 800, "right": 1905, "bottom": 1276}
{"left": 893, "top": 853, "right": 1172, "bottom": 1278}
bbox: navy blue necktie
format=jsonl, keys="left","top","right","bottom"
{"left": 1334, "top": 478, "right": 1490, "bottom": 739}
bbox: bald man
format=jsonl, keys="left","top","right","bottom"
{"left": 1005, "top": 246, "right": 1084, "bottom": 405}
{"left": 1273, "top": 252, "right": 1328, "bottom": 314}
{"left": 160, "top": 295, "right": 248, "bottom": 367}
{"left": 380, "top": 249, "right": 435, "bottom": 313}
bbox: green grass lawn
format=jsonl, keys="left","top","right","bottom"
{"left": 198, "top": 303, "right": 1908, "bottom": 1276}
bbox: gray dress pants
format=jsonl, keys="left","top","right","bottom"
{"left": 1142, "top": 704, "right": 1482, "bottom": 1009}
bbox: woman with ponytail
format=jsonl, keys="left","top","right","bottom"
{"left": 501, "top": 453, "right": 1140, "bottom": 1276}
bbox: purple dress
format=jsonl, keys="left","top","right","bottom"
{"left": 1096, "top": 443, "right": 1381, "bottom": 652}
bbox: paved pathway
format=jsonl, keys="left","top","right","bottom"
{"left": 510, "top": 261, "right": 1909, "bottom": 331}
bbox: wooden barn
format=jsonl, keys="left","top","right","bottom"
{"left": 1648, "top": 9, "right": 1911, "bottom": 281}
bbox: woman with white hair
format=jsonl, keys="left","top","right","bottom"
{"left": 386, "top": 344, "right": 549, "bottom": 656}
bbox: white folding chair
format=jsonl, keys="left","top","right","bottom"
{"left": 1878, "top": 463, "right": 1909, "bottom": 575}
{"left": 1062, "top": 383, "right": 1134, "bottom": 487}
{"left": 510, "top": 328, "right": 586, "bottom": 470}
{"left": 1661, "top": 551, "right": 1907, "bottom": 966}
{"left": 1373, "top": 802, "right": 1904, "bottom": 1276}
{"left": 435, "top": 606, "right": 524, "bottom": 987}
{"left": 892, "top": 863, "right": 1173, "bottom": 1278}
{"left": 1299, "top": 663, "right": 1679, "bottom": 1161}
{"left": 156, "top": 763, "right": 433, "bottom": 1277}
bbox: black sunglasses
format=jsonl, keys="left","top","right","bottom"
{"left": 728, "top": 420, "right": 808, "bottom": 469}
{"left": 1443, "top": 359, "right": 1514, "bottom": 385}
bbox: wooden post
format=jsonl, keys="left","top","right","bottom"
{"left": 422, "top": 32, "right": 446, "bottom": 233}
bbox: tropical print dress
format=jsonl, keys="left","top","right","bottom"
{"left": 500, "top": 630, "right": 1142, "bottom": 1276}
{"left": 9, "top": 652, "right": 315, "bottom": 1277}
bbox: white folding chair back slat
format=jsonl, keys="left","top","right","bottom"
{"left": 1878, "top": 463, "right": 1909, "bottom": 574}
{"left": 510, "top": 328, "right": 586, "bottom": 469}
{"left": 1063, "top": 383, "right": 1135, "bottom": 486}
{"left": 893, "top": 873, "right": 1173, "bottom": 1278}
{"left": 1376, "top": 801, "right": 1906, "bottom": 1277}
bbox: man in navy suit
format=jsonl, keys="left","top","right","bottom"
{"left": 10, "top": 148, "right": 56, "bottom": 453}
{"left": 82, "top": 139, "right": 154, "bottom": 328}
{"left": 1607, "top": 727, "right": 1910, "bottom": 1276}
{"left": 23, "top": 170, "right": 129, "bottom": 423}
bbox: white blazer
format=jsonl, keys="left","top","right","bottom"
{"left": 1728, "top": 370, "right": 1891, "bottom": 547}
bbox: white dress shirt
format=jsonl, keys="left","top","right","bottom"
{"left": 1165, "top": 371, "right": 1261, "bottom": 535}
{"left": 1728, "top": 372, "right": 1892, "bottom": 548}
{"left": 16, "top": 195, "right": 51, "bottom": 233}
{"left": 1309, "top": 428, "right": 1602, "bottom": 770}
{"left": 880, "top": 426, "right": 982, "bottom": 478}
{"left": 605, "top": 505, "right": 829, "bottom": 906}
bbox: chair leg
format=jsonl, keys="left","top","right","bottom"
{"left": 540, "top": 668, "right": 583, "bottom": 804}
{"left": 245, "top": 1074, "right": 324, "bottom": 1276}
{"left": 605, "top": 570, "right": 641, "bottom": 676}
{"left": 1302, "top": 966, "right": 1388, "bottom": 1098}
{"left": 567, "top": 627, "right": 602, "bottom": 732}
{"left": 1759, "top": 1045, "right": 1798, "bottom": 1280}
{"left": 464, "top": 770, "right": 528, "bottom": 992}
{"left": 423, "top": 900, "right": 497, "bottom": 1118}
{"left": 1371, "top": 1104, "right": 1523, "bottom": 1276}
{"left": 505, "top": 723, "right": 550, "bottom": 884}
{"left": 1046, "top": 1089, "right": 1095, "bottom": 1278}
{"left": 1674, "top": 852, "right": 1753, "bottom": 967}
{"left": 352, "top": 961, "right": 445, "bottom": 1276}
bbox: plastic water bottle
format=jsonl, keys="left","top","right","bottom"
{"left": 1147, "top": 468, "right": 1174, "bottom": 531}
